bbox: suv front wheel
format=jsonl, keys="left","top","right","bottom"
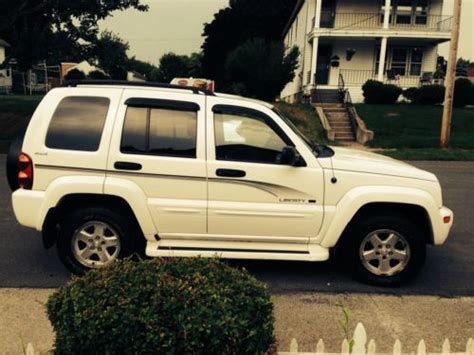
{"left": 342, "top": 214, "right": 426, "bottom": 286}
{"left": 57, "top": 207, "right": 139, "bottom": 274}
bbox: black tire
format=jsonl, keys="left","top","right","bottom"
{"left": 340, "top": 214, "right": 426, "bottom": 286}
{"left": 57, "top": 206, "right": 143, "bottom": 275}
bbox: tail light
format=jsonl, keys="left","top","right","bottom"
{"left": 18, "top": 153, "right": 33, "bottom": 190}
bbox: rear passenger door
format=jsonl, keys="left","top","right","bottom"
{"left": 106, "top": 89, "right": 207, "bottom": 239}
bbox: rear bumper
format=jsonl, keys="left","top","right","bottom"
{"left": 432, "top": 206, "right": 453, "bottom": 245}
{"left": 11, "top": 189, "right": 45, "bottom": 230}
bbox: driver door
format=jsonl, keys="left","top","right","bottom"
{"left": 206, "top": 97, "right": 325, "bottom": 245}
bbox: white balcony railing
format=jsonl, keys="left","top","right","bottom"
{"left": 313, "top": 12, "right": 452, "bottom": 32}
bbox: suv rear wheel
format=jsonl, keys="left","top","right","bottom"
{"left": 57, "top": 207, "right": 140, "bottom": 274}
{"left": 342, "top": 214, "right": 426, "bottom": 286}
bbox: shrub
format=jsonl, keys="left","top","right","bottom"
{"left": 453, "top": 78, "right": 472, "bottom": 108}
{"left": 362, "top": 80, "right": 385, "bottom": 104}
{"left": 362, "top": 80, "right": 402, "bottom": 104}
{"left": 47, "top": 258, "right": 275, "bottom": 354}
{"left": 402, "top": 87, "right": 420, "bottom": 103}
{"left": 88, "top": 70, "right": 109, "bottom": 80}
{"left": 416, "top": 85, "right": 445, "bottom": 105}
{"left": 469, "top": 85, "right": 474, "bottom": 106}
{"left": 64, "top": 68, "right": 86, "bottom": 80}
{"left": 381, "top": 84, "right": 403, "bottom": 104}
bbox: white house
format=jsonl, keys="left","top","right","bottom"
{"left": 280, "top": 0, "right": 452, "bottom": 103}
{"left": 0, "top": 38, "right": 12, "bottom": 93}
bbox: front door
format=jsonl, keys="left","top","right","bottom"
{"left": 316, "top": 45, "right": 332, "bottom": 85}
{"left": 106, "top": 89, "right": 207, "bottom": 239}
{"left": 205, "top": 96, "right": 325, "bottom": 248}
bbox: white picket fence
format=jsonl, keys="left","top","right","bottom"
{"left": 279, "top": 322, "right": 474, "bottom": 355}
{"left": 22, "top": 322, "right": 474, "bottom": 355}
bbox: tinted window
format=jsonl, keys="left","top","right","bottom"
{"left": 46, "top": 96, "right": 109, "bottom": 151}
{"left": 120, "top": 107, "right": 147, "bottom": 153}
{"left": 214, "top": 109, "right": 287, "bottom": 164}
{"left": 149, "top": 109, "right": 197, "bottom": 157}
{"left": 121, "top": 106, "right": 197, "bottom": 158}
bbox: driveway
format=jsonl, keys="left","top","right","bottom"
{"left": 1, "top": 156, "right": 473, "bottom": 296}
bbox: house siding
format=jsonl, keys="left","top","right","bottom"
{"left": 0, "top": 47, "right": 5, "bottom": 64}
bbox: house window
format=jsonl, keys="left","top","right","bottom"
{"left": 410, "top": 48, "right": 423, "bottom": 75}
{"left": 374, "top": 46, "right": 424, "bottom": 76}
{"left": 395, "top": 0, "right": 413, "bottom": 24}
{"left": 380, "top": 0, "right": 430, "bottom": 26}
{"left": 414, "top": 0, "right": 428, "bottom": 24}
{"left": 391, "top": 48, "right": 408, "bottom": 75}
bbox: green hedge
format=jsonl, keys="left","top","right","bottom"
{"left": 417, "top": 85, "right": 445, "bottom": 105}
{"left": 47, "top": 258, "right": 275, "bottom": 354}
{"left": 362, "top": 80, "right": 402, "bottom": 104}
{"left": 453, "top": 78, "right": 472, "bottom": 108}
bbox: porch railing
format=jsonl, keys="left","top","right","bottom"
{"left": 316, "top": 12, "right": 452, "bottom": 32}
{"left": 339, "top": 69, "right": 426, "bottom": 87}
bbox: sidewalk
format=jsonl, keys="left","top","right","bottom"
{"left": 1, "top": 288, "right": 473, "bottom": 354}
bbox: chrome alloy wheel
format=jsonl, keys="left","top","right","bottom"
{"left": 359, "top": 229, "right": 411, "bottom": 276}
{"left": 71, "top": 221, "right": 121, "bottom": 268}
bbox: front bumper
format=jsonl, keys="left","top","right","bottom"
{"left": 432, "top": 206, "right": 453, "bottom": 245}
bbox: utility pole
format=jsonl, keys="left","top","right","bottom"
{"left": 440, "top": 0, "right": 462, "bottom": 148}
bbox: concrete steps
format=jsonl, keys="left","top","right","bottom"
{"left": 311, "top": 88, "right": 356, "bottom": 142}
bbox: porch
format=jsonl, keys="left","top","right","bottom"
{"left": 305, "top": 37, "right": 442, "bottom": 91}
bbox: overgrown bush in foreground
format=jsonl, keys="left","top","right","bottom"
{"left": 47, "top": 258, "right": 275, "bottom": 354}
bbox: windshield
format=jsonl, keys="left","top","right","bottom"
{"left": 272, "top": 107, "right": 314, "bottom": 150}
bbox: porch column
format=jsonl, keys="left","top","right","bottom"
{"left": 383, "top": 0, "right": 391, "bottom": 29}
{"left": 310, "top": 37, "right": 319, "bottom": 84}
{"left": 314, "top": 0, "right": 322, "bottom": 28}
{"left": 377, "top": 37, "right": 388, "bottom": 81}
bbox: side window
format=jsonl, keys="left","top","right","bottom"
{"left": 46, "top": 96, "right": 110, "bottom": 151}
{"left": 121, "top": 103, "right": 197, "bottom": 158}
{"left": 214, "top": 106, "right": 289, "bottom": 164}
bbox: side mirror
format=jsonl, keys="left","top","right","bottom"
{"left": 278, "top": 146, "right": 304, "bottom": 166}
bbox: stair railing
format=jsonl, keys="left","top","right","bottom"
{"left": 338, "top": 73, "right": 357, "bottom": 138}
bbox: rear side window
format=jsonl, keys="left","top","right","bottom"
{"left": 121, "top": 104, "right": 198, "bottom": 158}
{"left": 46, "top": 96, "right": 110, "bottom": 151}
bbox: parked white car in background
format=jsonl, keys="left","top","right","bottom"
{"left": 8, "top": 81, "right": 453, "bottom": 285}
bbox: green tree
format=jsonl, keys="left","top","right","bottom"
{"left": 0, "top": 0, "right": 147, "bottom": 69}
{"left": 224, "top": 38, "right": 299, "bottom": 101}
{"left": 154, "top": 52, "right": 203, "bottom": 83}
{"left": 201, "top": 0, "right": 297, "bottom": 86}
{"left": 93, "top": 31, "right": 130, "bottom": 80}
{"left": 127, "top": 57, "right": 158, "bottom": 80}
{"left": 456, "top": 58, "right": 471, "bottom": 77}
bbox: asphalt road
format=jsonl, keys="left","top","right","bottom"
{"left": 1, "top": 156, "right": 473, "bottom": 296}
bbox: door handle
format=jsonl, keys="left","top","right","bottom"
{"left": 216, "top": 168, "right": 246, "bottom": 178}
{"left": 114, "top": 161, "right": 142, "bottom": 171}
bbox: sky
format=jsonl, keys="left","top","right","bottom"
{"left": 100, "top": 0, "right": 474, "bottom": 65}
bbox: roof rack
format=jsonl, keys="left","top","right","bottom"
{"left": 63, "top": 80, "right": 216, "bottom": 96}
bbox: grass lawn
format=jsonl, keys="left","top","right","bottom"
{"left": 274, "top": 102, "right": 328, "bottom": 144}
{"left": 356, "top": 104, "right": 474, "bottom": 160}
{"left": 0, "top": 95, "right": 44, "bottom": 152}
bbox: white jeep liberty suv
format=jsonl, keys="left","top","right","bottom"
{"left": 8, "top": 81, "right": 453, "bottom": 286}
